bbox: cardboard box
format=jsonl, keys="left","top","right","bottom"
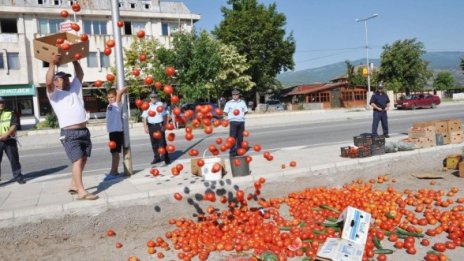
{"left": 459, "top": 162, "right": 464, "bottom": 177}
{"left": 408, "top": 126, "right": 436, "bottom": 139}
{"left": 433, "top": 120, "right": 449, "bottom": 134}
{"left": 315, "top": 238, "right": 364, "bottom": 261}
{"left": 33, "top": 32, "right": 89, "bottom": 65}
{"left": 412, "top": 121, "right": 434, "bottom": 128}
{"left": 190, "top": 158, "right": 226, "bottom": 177}
{"left": 414, "top": 137, "right": 436, "bottom": 148}
{"left": 447, "top": 119, "right": 462, "bottom": 132}
{"left": 450, "top": 130, "right": 463, "bottom": 144}
{"left": 316, "top": 207, "right": 371, "bottom": 261}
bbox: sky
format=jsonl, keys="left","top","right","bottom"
{"left": 175, "top": 0, "right": 464, "bottom": 71}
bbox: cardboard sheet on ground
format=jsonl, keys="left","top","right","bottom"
{"left": 411, "top": 172, "right": 444, "bottom": 179}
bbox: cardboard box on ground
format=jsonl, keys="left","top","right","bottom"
{"left": 406, "top": 119, "right": 463, "bottom": 148}
{"left": 316, "top": 207, "right": 371, "bottom": 261}
{"left": 33, "top": 32, "right": 89, "bottom": 65}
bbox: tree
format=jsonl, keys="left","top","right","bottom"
{"left": 460, "top": 57, "right": 464, "bottom": 74}
{"left": 433, "top": 71, "right": 455, "bottom": 90}
{"left": 379, "top": 38, "right": 432, "bottom": 95}
{"left": 345, "top": 61, "right": 367, "bottom": 88}
{"left": 213, "top": 0, "right": 295, "bottom": 106}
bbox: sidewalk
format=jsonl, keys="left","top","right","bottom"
{"left": 1, "top": 104, "right": 463, "bottom": 228}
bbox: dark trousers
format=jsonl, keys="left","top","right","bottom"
{"left": 229, "top": 121, "right": 245, "bottom": 155}
{"left": 148, "top": 123, "right": 170, "bottom": 162}
{"left": 372, "top": 110, "right": 388, "bottom": 135}
{"left": 0, "top": 139, "right": 22, "bottom": 179}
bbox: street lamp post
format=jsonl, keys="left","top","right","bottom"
{"left": 356, "top": 13, "right": 378, "bottom": 106}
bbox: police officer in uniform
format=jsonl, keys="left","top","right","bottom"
{"left": 370, "top": 82, "right": 390, "bottom": 138}
{"left": 224, "top": 88, "right": 248, "bottom": 156}
{"left": 142, "top": 92, "right": 171, "bottom": 165}
{"left": 0, "top": 97, "right": 26, "bottom": 184}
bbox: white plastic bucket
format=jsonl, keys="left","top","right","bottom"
{"left": 201, "top": 157, "right": 222, "bottom": 181}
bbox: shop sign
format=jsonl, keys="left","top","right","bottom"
{"left": 0, "top": 84, "right": 35, "bottom": 96}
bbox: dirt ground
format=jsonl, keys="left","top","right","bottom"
{"left": 1, "top": 149, "right": 463, "bottom": 261}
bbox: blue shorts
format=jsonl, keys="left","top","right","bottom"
{"left": 60, "top": 128, "right": 92, "bottom": 163}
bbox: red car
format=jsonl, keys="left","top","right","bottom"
{"left": 395, "top": 94, "right": 441, "bottom": 110}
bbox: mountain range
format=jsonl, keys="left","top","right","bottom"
{"left": 277, "top": 51, "right": 464, "bottom": 87}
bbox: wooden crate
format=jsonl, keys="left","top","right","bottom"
{"left": 33, "top": 32, "right": 89, "bottom": 65}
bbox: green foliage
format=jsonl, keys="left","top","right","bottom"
{"left": 379, "top": 38, "right": 432, "bottom": 94}
{"left": 433, "top": 71, "right": 455, "bottom": 90}
{"left": 45, "top": 112, "right": 59, "bottom": 128}
{"left": 130, "top": 108, "right": 142, "bottom": 122}
{"left": 213, "top": 0, "right": 295, "bottom": 104}
{"left": 345, "top": 61, "right": 367, "bottom": 88}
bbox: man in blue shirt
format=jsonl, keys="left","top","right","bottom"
{"left": 142, "top": 92, "right": 171, "bottom": 165}
{"left": 224, "top": 88, "right": 248, "bottom": 156}
{"left": 369, "top": 83, "right": 390, "bottom": 138}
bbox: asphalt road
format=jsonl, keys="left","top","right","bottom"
{"left": 2, "top": 105, "right": 463, "bottom": 182}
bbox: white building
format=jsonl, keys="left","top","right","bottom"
{"left": 0, "top": 0, "right": 200, "bottom": 126}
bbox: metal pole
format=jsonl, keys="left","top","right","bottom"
{"left": 364, "top": 20, "right": 371, "bottom": 99}
{"left": 110, "top": 0, "right": 133, "bottom": 176}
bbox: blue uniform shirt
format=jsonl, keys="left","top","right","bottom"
{"left": 370, "top": 92, "right": 390, "bottom": 109}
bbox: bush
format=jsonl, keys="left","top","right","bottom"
{"left": 130, "top": 108, "right": 142, "bottom": 122}
{"left": 45, "top": 112, "right": 59, "bottom": 128}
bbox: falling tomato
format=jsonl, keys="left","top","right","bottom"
{"left": 56, "top": 38, "right": 64, "bottom": 45}
{"left": 152, "top": 131, "right": 162, "bottom": 139}
{"left": 60, "top": 43, "right": 71, "bottom": 51}
{"left": 132, "top": 69, "right": 140, "bottom": 76}
{"left": 117, "top": 20, "right": 124, "bottom": 28}
{"left": 289, "top": 161, "right": 297, "bottom": 167}
{"left": 170, "top": 95, "right": 179, "bottom": 104}
{"left": 106, "top": 74, "right": 115, "bottom": 82}
{"left": 148, "top": 110, "right": 156, "bottom": 117}
{"left": 94, "top": 80, "right": 103, "bottom": 88}
{"left": 243, "top": 130, "right": 249, "bottom": 137}
{"left": 197, "top": 159, "right": 205, "bottom": 167}
{"left": 167, "top": 133, "right": 175, "bottom": 142}
{"left": 212, "top": 163, "right": 222, "bottom": 173}
{"left": 79, "top": 34, "right": 88, "bottom": 42}
{"left": 150, "top": 168, "right": 159, "bottom": 176}
{"left": 253, "top": 144, "right": 262, "bottom": 152}
{"left": 140, "top": 102, "right": 149, "bottom": 111}
{"left": 136, "top": 30, "right": 145, "bottom": 38}
{"left": 60, "top": 10, "right": 69, "bottom": 18}
{"left": 71, "top": 2, "right": 81, "bottom": 12}
{"left": 103, "top": 47, "right": 112, "bottom": 56}
{"left": 165, "top": 66, "right": 175, "bottom": 77}
{"left": 174, "top": 193, "right": 183, "bottom": 201}
{"left": 106, "top": 39, "right": 115, "bottom": 48}
{"left": 233, "top": 109, "right": 240, "bottom": 116}
{"left": 188, "top": 149, "right": 199, "bottom": 157}
{"left": 163, "top": 84, "right": 173, "bottom": 95}
{"left": 71, "top": 23, "right": 80, "bottom": 32}
{"left": 144, "top": 76, "right": 154, "bottom": 85}
{"left": 155, "top": 81, "right": 162, "bottom": 90}
{"left": 139, "top": 54, "right": 146, "bottom": 61}
{"left": 74, "top": 53, "right": 81, "bottom": 60}
{"left": 108, "top": 140, "right": 116, "bottom": 150}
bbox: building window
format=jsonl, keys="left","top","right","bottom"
{"left": 144, "top": 3, "right": 150, "bottom": 9}
{"left": 161, "top": 22, "right": 179, "bottom": 36}
{"left": 38, "top": 0, "right": 44, "bottom": 4}
{"left": 83, "top": 20, "right": 107, "bottom": 35}
{"left": 320, "top": 92, "right": 330, "bottom": 102}
{"left": 100, "top": 52, "right": 110, "bottom": 68}
{"left": 0, "top": 18, "right": 18, "bottom": 33}
{"left": 342, "top": 92, "right": 353, "bottom": 101}
{"left": 0, "top": 53, "right": 4, "bottom": 69}
{"left": 38, "top": 18, "right": 63, "bottom": 34}
{"left": 130, "top": 3, "right": 135, "bottom": 8}
{"left": 7, "top": 52, "right": 20, "bottom": 70}
{"left": 87, "top": 52, "right": 98, "bottom": 68}
{"left": 354, "top": 91, "right": 366, "bottom": 101}
{"left": 123, "top": 21, "right": 145, "bottom": 35}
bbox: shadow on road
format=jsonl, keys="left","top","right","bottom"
{"left": 0, "top": 165, "right": 68, "bottom": 187}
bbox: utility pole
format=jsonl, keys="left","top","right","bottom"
{"left": 110, "top": 1, "right": 133, "bottom": 176}
{"left": 356, "top": 13, "right": 378, "bottom": 106}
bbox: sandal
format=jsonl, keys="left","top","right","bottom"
{"left": 77, "top": 193, "right": 99, "bottom": 200}
{"left": 68, "top": 189, "right": 78, "bottom": 195}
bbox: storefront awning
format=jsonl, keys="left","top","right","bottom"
{"left": 0, "top": 84, "right": 35, "bottom": 97}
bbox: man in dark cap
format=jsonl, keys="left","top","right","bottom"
{"left": 142, "top": 91, "right": 171, "bottom": 165}
{"left": 224, "top": 88, "right": 248, "bottom": 156}
{"left": 0, "top": 96, "right": 26, "bottom": 184}
{"left": 45, "top": 54, "right": 97, "bottom": 200}
{"left": 370, "top": 82, "right": 390, "bottom": 138}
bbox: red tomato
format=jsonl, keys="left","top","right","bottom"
{"left": 135, "top": 99, "right": 143, "bottom": 108}
{"left": 104, "top": 47, "right": 112, "bottom": 56}
{"left": 406, "top": 247, "right": 416, "bottom": 255}
{"left": 421, "top": 238, "right": 430, "bottom": 246}
{"left": 148, "top": 110, "right": 156, "bottom": 117}
{"left": 165, "top": 66, "right": 175, "bottom": 77}
{"left": 117, "top": 20, "right": 124, "bottom": 28}
{"left": 107, "top": 229, "right": 116, "bottom": 237}
{"left": 106, "top": 74, "right": 115, "bottom": 82}
{"left": 170, "top": 95, "right": 179, "bottom": 105}
{"left": 138, "top": 54, "right": 146, "bottom": 61}
{"left": 74, "top": 53, "right": 81, "bottom": 60}
{"left": 155, "top": 81, "right": 162, "bottom": 90}
{"left": 140, "top": 102, "right": 149, "bottom": 111}
{"left": 150, "top": 168, "right": 159, "bottom": 176}
{"left": 156, "top": 106, "right": 164, "bottom": 113}
{"left": 166, "top": 144, "right": 175, "bottom": 153}
{"left": 106, "top": 39, "right": 115, "bottom": 48}
{"left": 60, "top": 43, "right": 71, "bottom": 51}
{"left": 108, "top": 140, "right": 116, "bottom": 149}
{"left": 445, "top": 241, "right": 456, "bottom": 249}
{"left": 212, "top": 163, "right": 222, "bottom": 173}
{"left": 163, "top": 84, "right": 173, "bottom": 95}
{"left": 233, "top": 109, "right": 240, "bottom": 116}
{"left": 253, "top": 144, "right": 262, "bottom": 152}
{"left": 152, "top": 131, "right": 161, "bottom": 139}
{"left": 79, "top": 34, "right": 88, "bottom": 41}
{"left": 132, "top": 69, "right": 140, "bottom": 76}
{"left": 167, "top": 133, "right": 175, "bottom": 142}
{"left": 115, "top": 242, "right": 123, "bottom": 248}
{"left": 197, "top": 159, "right": 204, "bottom": 167}
{"left": 174, "top": 192, "right": 182, "bottom": 201}
{"left": 56, "top": 38, "right": 64, "bottom": 44}
{"left": 433, "top": 243, "right": 446, "bottom": 252}
{"left": 289, "top": 160, "right": 297, "bottom": 167}
{"left": 60, "top": 10, "right": 69, "bottom": 18}
{"left": 71, "top": 3, "right": 80, "bottom": 12}
{"left": 243, "top": 130, "right": 249, "bottom": 137}
{"left": 377, "top": 254, "right": 387, "bottom": 261}
{"left": 188, "top": 149, "right": 199, "bottom": 156}
{"left": 71, "top": 23, "right": 80, "bottom": 32}
{"left": 136, "top": 30, "right": 145, "bottom": 38}
{"left": 94, "top": 80, "right": 103, "bottom": 88}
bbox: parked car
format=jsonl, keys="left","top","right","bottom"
{"left": 265, "top": 100, "right": 286, "bottom": 111}
{"left": 395, "top": 94, "right": 441, "bottom": 110}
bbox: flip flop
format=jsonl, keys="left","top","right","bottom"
{"left": 77, "top": 193, "right": 99, "bottom": 200}
{"left": 68, "top": 189, "right": 78, "bottom": 195}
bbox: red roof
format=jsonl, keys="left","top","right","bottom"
{"left": 287, "top": 81, "right": 346, "bottom": 95}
